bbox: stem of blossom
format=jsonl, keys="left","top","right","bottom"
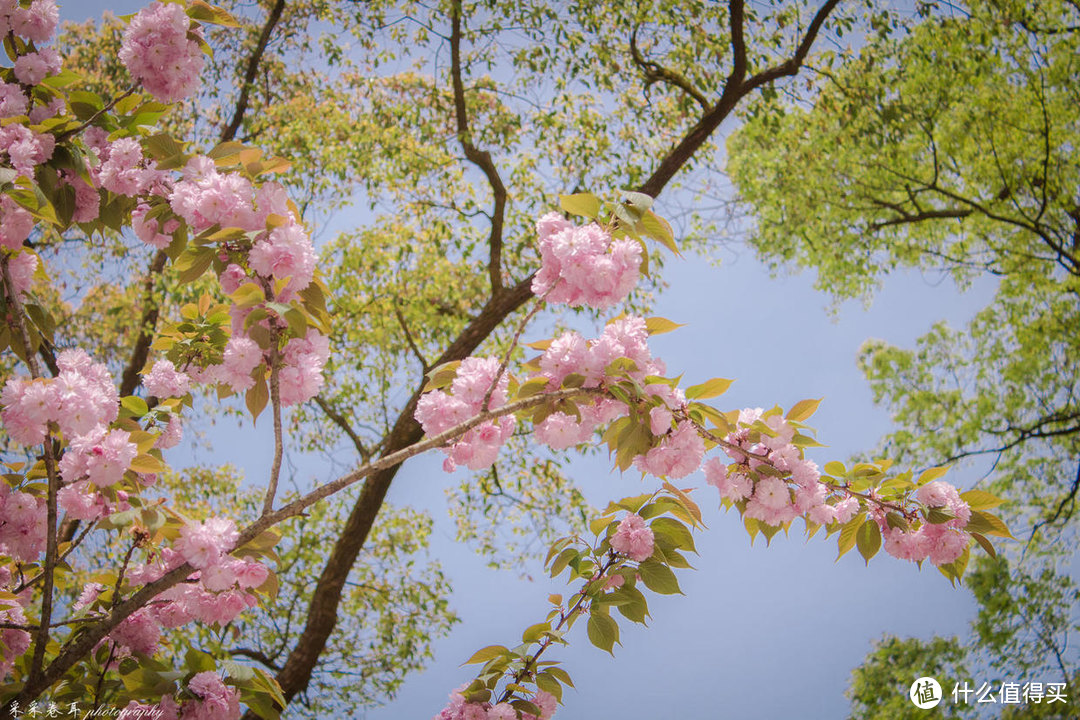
{"left": 819, "top": 480, "right": 918, "bottom": 521}
{"left": 56, "top": 85, "right": 139, "bottom": 143}
{"left": 262, "top": 341, "right": 284, "bottom": 517}
{"left": 249, "top": 386, "right": 604, "bottom": 543}
{"left": 112, "top": 540, "right": 141, "bottom": 610}
{"left": 482, "top": 294, "right": 546, "bottom": 412}
{"left": 685, "top": 418, "right": 770, "bottom": 462}
{"left": 91, "top": 642, "right": 117, "bottom": 715}
{"left": 686, "top": 416, "right": 916, "bottom": 520}
{"left": 1, "top": 257, "right": 60, "bottom": 689}
{"left": 14, "top": 521, "right": 94, "bottom": 594}
{"left": 496, "top": 552, "right": 619, "bottom": 705}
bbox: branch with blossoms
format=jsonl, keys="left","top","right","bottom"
{"left": 414, "top": 192, "right": 1012, "bottom": 719}
{"left": 436, "top": 486, "right": 701, "bottom": 720}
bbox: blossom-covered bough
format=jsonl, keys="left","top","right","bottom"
{"left": 0, "top": 1, "right": 1011, "bottom": 719}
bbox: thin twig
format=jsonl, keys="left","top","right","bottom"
{"left": 15, "top": 521, "right": 94, "bottom": 594}
{"left": 497, "top": 552, "right": 619, "bottom": 704}
{"left": 262, "top": 340, "right": 284, "bottom": 516}
{"left": 482, "top": 296, "right": 545, "bottom": 412}
{"left": 56, "top": 85, "right": 138, "bottom": 143}
{"left": 393, "top": 302, "right": 430, "bottom": 373}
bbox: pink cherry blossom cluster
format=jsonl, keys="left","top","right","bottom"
{"left": 58, "top": 427, "right": 138, "bottom": 488}
{"left": 415, "top": 357, "right": 516, "bottom": 472}
{"left": 634, "top": 421, "right": 705, "bottom": 480}
{"left": 0, "top": 350, "right": 176, "bottom": 528}
{"left": 0, "top": 581, "right": 30, "bottom": 680}
{"left": 279, "top": 328, "right": 330, "bottom": 405}
{"left": 13, "top": 47, "right": 60, "bottom": 86}
{"left": 0, "top": 481, "right": 46, "bottom": 561}
{"left": 124, "top": 672, "right": 240, "bottom": 720}
{"left": 169, "top": 157, "right": 259, "bottom": 232}
{"left": 188, "top": 325, "right": 327, "bottom": 405}
{"left": 0, "top": 1, "right": 61, "bottom": 181}
{"left": 610, "top": 513, "right": 654, "bottom": 562}
{"left": 0, "top": 0, "right": 58, "bottom": 45}
{"left": 435, "top": 687, "right": 557, "bottom": 720}
{"left": 878, "top": 481, "right": 971, "bottom": 565}
{"left": 0, "top": 123, "right": 54, "bottom": 178}
{"left": 97, "top": 137, "right": 168, "bottom": 198}
{"left": 2, "top": 241, "right": 38, "bottom": 297}
{"left": 2, "top": 349, "right": 119, "bottom": 445}
{"left": 61, "top": 170, "right": 102, "bottom": 223}
{"left": 704, "top": 408, "right": 972, "bottom": 567}
{"left": 531, "top": 212, "right": 641, "bottom": 309}
{"left": 169, "top": 157, "right": 317, "bottom": 296}
{"left": 108, "top": 607, "right": 162, "bottom": 658}
{"left": 132, "top": 202, "right": 180, "bottom": 249}
{"left": 0, "top": 194, "right": 35, "bottom": 250}
{"left": 144, "top": 359, "right": 192, "bottom": 398}
{"left": 706, "top": 408, "right": 851, "bottom": 527}
{"left": 119, "top": 1, "right": 206, "bottom": 103}
{"left": 87, "top": 519, "right": 268, "bottom": 654}
{"left": 532, "top": 317, "right": 665, "bottom": 451}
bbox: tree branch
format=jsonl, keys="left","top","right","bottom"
{"left": 450, "top": 0, "right": 506, "bottom": 294}
{"left": 118, "top": 249, "right": 168, "bottom": 397}
{"left": 637, "top": 0, "right": 840, "bottom": 198}
{"left": 313, "top": 394, "right": 371, "bottom": 461}
{"left": 869, "top": 207, "right": 972, "bottom": 230}
{"left": 262, "top": 339, "right": 284, "bottom": 516}
{"left": 220, "top": 0, "right": 287, "bottom": 143}
{"left": 392, "top": 302, "right": 430, "bottom": 373}
{"left": 628, "top": 24, "right": 710, "bottom": 111}
{"left": 257, "top": 276, "right": 537, "bottom": 712}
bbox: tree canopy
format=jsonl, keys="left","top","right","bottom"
{"left": 726, "top": 0, "right": 1080, "bottom": 714}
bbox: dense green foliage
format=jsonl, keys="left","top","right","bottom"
{"left": 726, "top": 0, "right": 1080, "bottom": 713}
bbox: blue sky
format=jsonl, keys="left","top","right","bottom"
{"left": 65, "top": 2, "right": 1004, "bottom": 718}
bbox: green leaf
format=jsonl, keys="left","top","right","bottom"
{"left": 824, "top": 461, "right": 847, "bottom": 477}
{"left": 856, "top": 518, "right": 881, "bottom": 565}
{"left": 684, "top": 377, "right": 733, "bottom": 400}
{"left": 622, "top": 191, "right": 654, "bottom": 211}
{"left": 917, "top": 466, "right": 950, "bottom": 485}
{"left": 547, "top": 666, "right": 574, "bottom": 688}
{"left": 586, "top": 611, "right": 619, "bottom": 654}
{"left": 535, "top": 672, "right": 563, "bottom": 702}
{"left": 229, "top": 282, "right": 266, "bottom": 308}
{"left": 970, "top": 532, "right": 996, "bottom": 558}
{"left": 173, "top": 246, "right": 215, "bottom": 284}
{"left": 637, "top": 210, "right": 677, "bottom": 254}
{"left": 129, "top": 454, "right": 164, "bottom": 475}
{"left": 837, "top": 513, "right": 864, "bottom": 559}
{"left": 558, "top": 192, "right": 600, "bottom": 219}
{"left": 522, "top": 621, "right": 551, "bottom": 643}
{"left": 516, "top": 376, "right": 549, "bottom": 398}
{"left": 959, "top": 489, "right": 1006, "bottom": 511}
{"left": 614, "top": 586, "right": 649, "bottom": 624}
{"left": 463, "top": 645, "right": 508, "bottom": 665}
{"left": 650, "top": 517, "right": 696, "bottom": 553}
{"left": 644, "top": 316, "right": 684, "bottom": 335}
{"left": 549, "top": 547, "right": 578, "bottom": 578}
{"left": 786, "top": 398, "right": 822, "bottom": 422}
{"left": 637, "top": 560, "right": 681, "bottom": 594}
{"left": 245, "top": 377, "right": 269, "bottom": 421}
{"left": 423, "top": 361, "right": 460, "bottom": 392}
{"left": 968, "top": 510, "right": 1014, "bottom": 539}
{"left": 121, "top": 395, "right": 149, "bottom": 415}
